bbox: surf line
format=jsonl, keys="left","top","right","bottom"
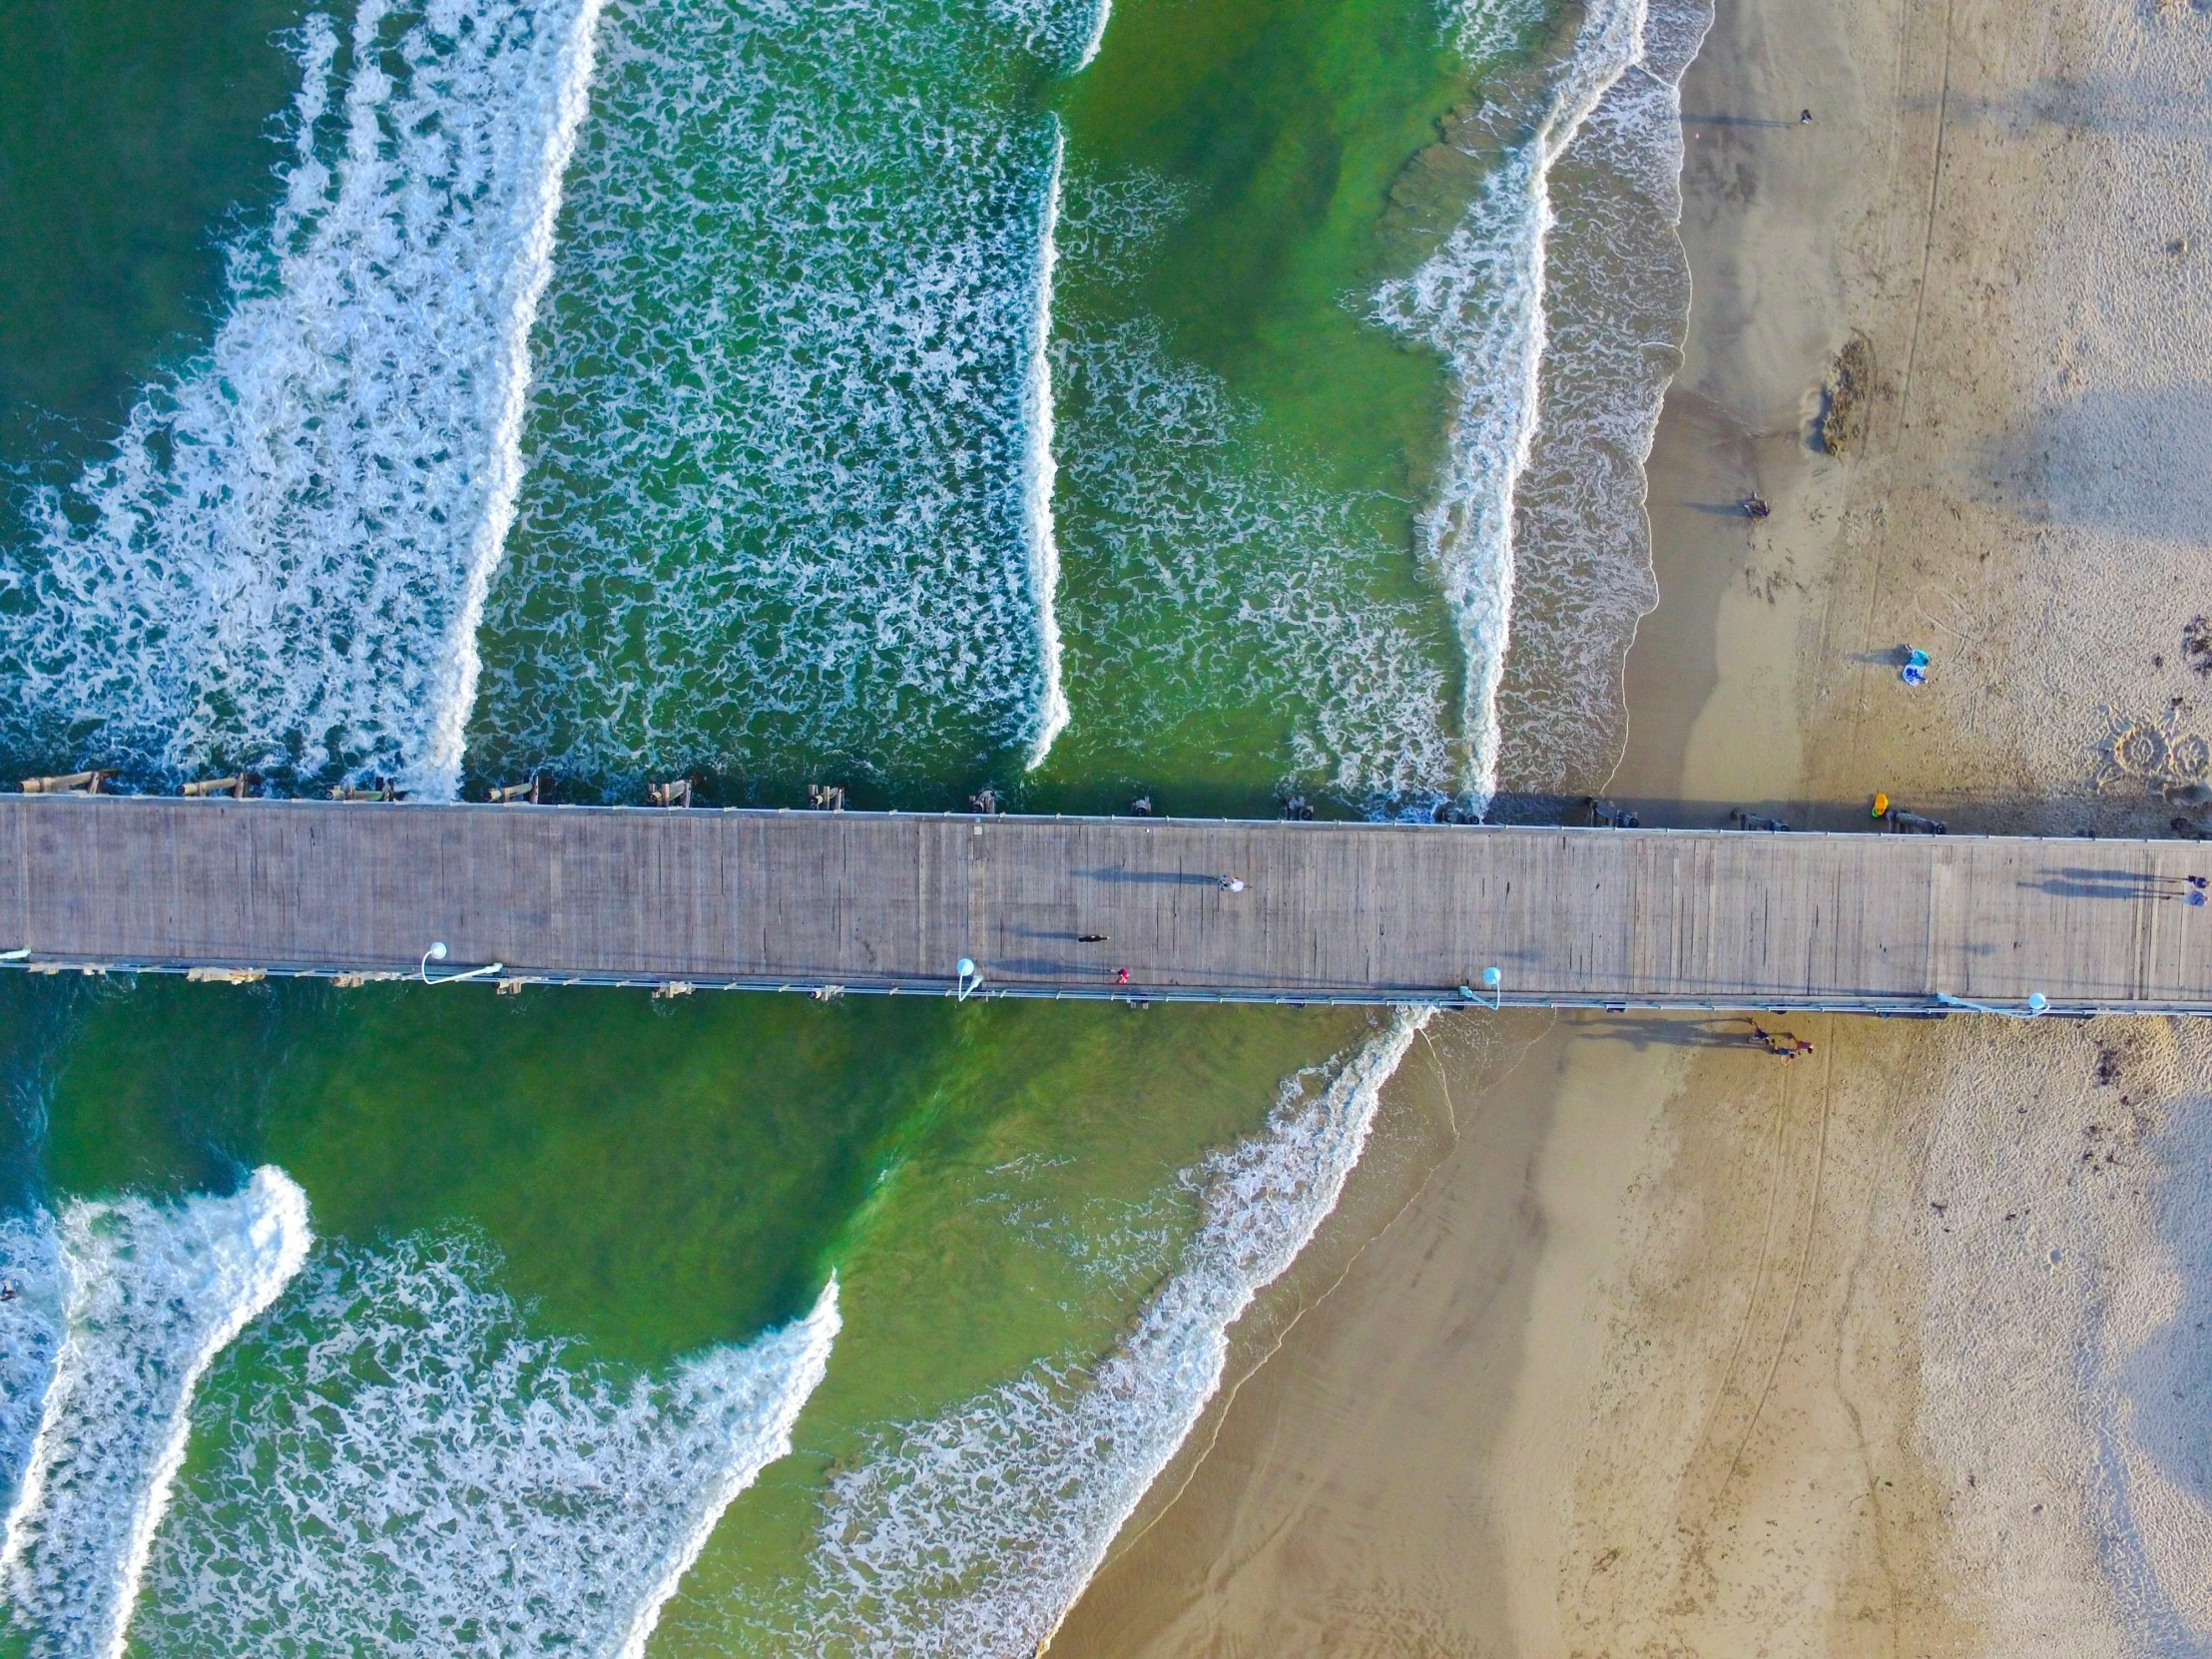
{"left": 1073, "top": 0, "right": 1113, "bottom": 71}
{"left": 1381, "top": 0, "right": 1652, "bottom": 813}
{"left": 418, "top": 0, "right": 613, "bottom": 801}
{"left": 1030, "top": 1007, "right": 1433, "bottom": 1651}
{"left": 0, "top": 1169, "right": 311, "bottom": 1659}
{"left": 611, "top": 1278, "right": 842, "bottom": 1659}
{"left": 787, "top": 1010, "right": 1433, "bottom": 1655}
{"left": 1021, "top": 119, "right": 1071, "bottom": 772}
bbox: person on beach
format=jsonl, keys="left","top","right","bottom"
{"left": 1749, "top": 1022, "right": 1812, "bottom": 1058}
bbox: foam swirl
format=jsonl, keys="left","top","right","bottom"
{"left": 1021, "top": 122, "right": 1071, "bottom": 770}
{"left": 1375, "top": 0, "right": 1654, "bottom": 809}
{"left": 726, "top": 1010, "right": 1429, "bottom": 1655}
{"left": 0, "top": 1169, "right": 311, "bottom": 1659}
{"left": 0, "top": 0, "right": 607, "bottom": 794}
{"left": 138, "top": 1233, "right": 837, "bottom": 1658}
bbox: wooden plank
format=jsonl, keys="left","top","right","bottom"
{"left": 0, "top": 798, "right": 23, "bottom": 953}
{"left": 1, "top": 797, "right": 2209, "bottom": 1009}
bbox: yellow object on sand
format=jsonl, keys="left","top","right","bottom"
{"left": 1872, "top": 792, "right": 1890, "bottom": 818}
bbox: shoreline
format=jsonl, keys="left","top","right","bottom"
{"left": 1055, "top": 0, "right": 2212, "bottom": 1650}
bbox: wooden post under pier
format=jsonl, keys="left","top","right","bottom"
{"left": 20, "top": 771, "right": 115, "bottom": 795}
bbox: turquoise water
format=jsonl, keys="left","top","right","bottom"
{"left": 0, "top": 0, "right": 1705, "bottom": 1650}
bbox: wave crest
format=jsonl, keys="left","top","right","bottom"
{"left": 725, "top": 1009, "right": 1428, "bottom": 1656}
{"left": 138, "top": 1231, "right": 835, "bottom": 1659}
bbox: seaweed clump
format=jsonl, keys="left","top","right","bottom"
{"left": 1815, "top": 335, "right": 1876, "bottom": 456}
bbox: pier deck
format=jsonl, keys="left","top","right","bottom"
{"left": 3, "top": 797, "right": 2209, "bottom": 1012}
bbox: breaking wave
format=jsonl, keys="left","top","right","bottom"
{"left": 1051, "top": 306, "right": 1457, "bottom": 806}
{"left": 725, "top": 1009, "right": 1429, "bottom": 1656}
{"left": 989, "top": 0, "right": 1115, "bottom": 73}
{"left": 136, "top": 1232, "right": 836, "bottom": 1658}
{"left": 1022, "top": 123, "right": 1070, "bottom": 771}
{"left": 1376, "top": 0, "right": 1658, "bottom": 809}
{"left": 0, "top": 1169, "right": 311, "bottom": 1659}
{"left": 0, "top": 1215, "right": 64, "bottom": 1564}
{"left": 1493, "top": 0, "right": 1712, "bottom": 794}
{"left": 467, "top": 0, "right": 1064, "bottom": 790}
{"left": 0, "top": 0, "right": 608, "bottom": 795}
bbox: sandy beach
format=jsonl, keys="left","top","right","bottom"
{"left": 1055, "top": 0, "right": 2212, "bottom": 1651}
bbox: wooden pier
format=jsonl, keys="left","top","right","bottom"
{"left": 2, "top": 796, "right": 2209, "bottom": 1013}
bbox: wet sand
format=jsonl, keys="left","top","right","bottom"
{"left": 1055, "top": 0, "right": 2212, "bottom": 1651}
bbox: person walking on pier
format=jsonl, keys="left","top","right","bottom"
{"left": 2148, "top": 872, "right": 2211, "bottom": 904}
{"left": 1219, "top": 875, "right": 1246, "bottom": 893}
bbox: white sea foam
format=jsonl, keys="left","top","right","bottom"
{"left": 139, "top": 1233, "right": 837, "bottom": 1658}
{"left": 1376, "top": 0, "right": 1653, "bottom": 809}
{"left": 0, "top": 1215, "right": 63, "bottom": 1563}
{"left": 0, "top": 0, "right": 605, "bottom": 794}
{"left": 1053, "top": 314, "right": 1456, "bottom": 805}
{"left": 0, "top": 1169, "right": 311, "bottom": 1659}
{"left": 1450, "top": 0, "right": 1544, "bottom": 61}
{"left": 1021, "top": 123, "right": 1070, "bottom": 771}
{"left": 470, "top": 0, "right": 1060, "bottom": 785}
{"left": 1073, "top": 0, "right": 1112, "bottom": 70}
{"left": 987, "top": 0, "right": 1111, "bottom": 71}
{"left": 421, "top": 0, "right": 612, "bottom": 801}
{"left": 1491, "top": 0, "right": 1712, "bottom": 794}
{"left": 612, "top": 1279, "right": 839, "bottom": 1659}
{"left": 732, "top": 1009, "right": 1428, "bottom": 1655}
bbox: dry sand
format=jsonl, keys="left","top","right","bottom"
{"left": 1053, "top": 0, "right": 2212, "bottom": 1652}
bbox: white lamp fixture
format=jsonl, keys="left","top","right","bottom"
{"left": 422, "top": 941, "right": 504, "bottom": 985}
{"left": 1934, "top": 990, "right": 2047, "bottom": 1019}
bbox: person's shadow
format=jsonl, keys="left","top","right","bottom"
{"left": 1574, "top": 1015, "right": 1780, "bottom": 1052}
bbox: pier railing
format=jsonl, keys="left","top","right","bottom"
{"left": 3, "top": 797, "right": 2207, "bottom": 1014}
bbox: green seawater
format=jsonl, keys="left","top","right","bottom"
{"left": 1033, "top": 0, "right": 1484, "bottom": 811}
{"left": 0, "top": 0, "right": 312, "bottom": 466}
{"left": 18, "top": 973, "right": 1356, "bottom": 1374}
{"left": 0, "top": 0, "right": 1546, "bottom": 1649}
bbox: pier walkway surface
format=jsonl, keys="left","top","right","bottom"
{"left": 4, "top": 797, "right": 2210, "bottom": 1013}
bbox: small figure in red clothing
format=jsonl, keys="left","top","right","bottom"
{"left": 1116, "top": 968, "right": 1130, "bottom": 985}
{"left": 1749, "top": 1023, "right": 1814, "bottom": 1060}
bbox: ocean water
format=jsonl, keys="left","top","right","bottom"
{"left": 0, "top": 0, "right": 1703, "bottom": 1649}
